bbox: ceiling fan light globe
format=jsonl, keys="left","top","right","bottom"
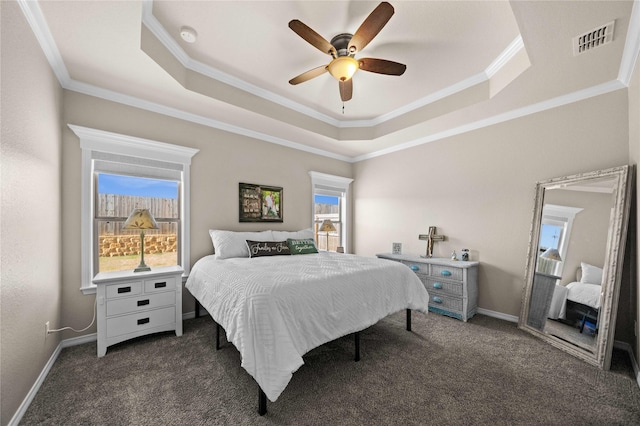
{"left": 328, "top": 56, "right": 359, "bottom": 82}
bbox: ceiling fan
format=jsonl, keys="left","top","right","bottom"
{"left": 288, "top": 1, "right": 406, "bottom": 102}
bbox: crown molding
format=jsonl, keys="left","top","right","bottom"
{"left": 18, "top": 0, "right": 635, "bottom": 165}
{"left": 353, "top": 79, "right": 627, "bottom": 162}
{"left": 618, "top": 0, "right": 640, "bottom": 86}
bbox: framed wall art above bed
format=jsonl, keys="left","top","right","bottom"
{"left": 239, "top": 182, "right": 283, "bottom": 222}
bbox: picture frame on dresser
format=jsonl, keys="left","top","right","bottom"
{"left": 377, "top": 253, "right": 479, "bottom": 322}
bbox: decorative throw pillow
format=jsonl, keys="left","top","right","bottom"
{"left": 246, "top": 240, "right": 291, "bottom": 257}
{"left": 209, "top": 230, "right": 274, "bottom": 259}
{"left": 580, "top": 262, "right": 603, "bottom": 285}
{"left": 287, "top": 238, "right": 318, "bottom": 255}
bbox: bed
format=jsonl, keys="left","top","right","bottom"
{"left": 547, "top": 262, "right": 602, "bottom": 333}
{"left": 185, "top": 229, "right": 430, "bottom": 415}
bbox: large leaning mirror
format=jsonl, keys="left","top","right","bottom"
{"left": 519, "top": 165, "right": 632, "bottom": 370}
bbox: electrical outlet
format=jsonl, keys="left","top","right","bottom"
{"left": 45, "top": 321, "right": 50, "bottom": 339}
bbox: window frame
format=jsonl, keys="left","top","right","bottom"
{"left": 73, "top": 125, "right": 198, "bottom": 294}
{"left": 94, "top": 173, "right": 182, "bottom": 275}
{"left": 309, "top": 171, "right": 353, "bottom": 253}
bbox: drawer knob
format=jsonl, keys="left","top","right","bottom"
{"left": 433, "top": 296, "right": 443, "bottom": 304}
{"left": 410, "top": 265, "right": 420, "bottom": 271}
{"left": 440, "top": 270, "right": 452, "bottom": 277}
{"left": 433, "top": 282, "right": 443, "bottom": 289}
{"left": 137, "top": 299, "right": 150, "bottom": 307}
{"left": 155, "top": 281, "right": 167, "bottom": 288}
{"left": 117, "top": 286, "right": 131, "bottom": 294}
{"left": 137, "top": 318, "right": 150, "bottom": 325}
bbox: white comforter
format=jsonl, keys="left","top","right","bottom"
{"left": 186, "top": 252, "right": 429, "bottom": 402}
{"left": 548, "top": 281, "right": 601, "bottom": 319}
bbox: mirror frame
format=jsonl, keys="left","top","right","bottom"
{"left": 518, "top": 165, "right": 633, "bottom": 370}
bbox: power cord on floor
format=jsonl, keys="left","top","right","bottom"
{"left": 47, "top": 298, "right": 97, "bottom": 334}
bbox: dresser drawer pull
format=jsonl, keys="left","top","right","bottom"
{"left": 137, "top": 299, "right": 150, "bottom": 307}
{"left": 433, "top": 282, "right": 443, "bottom": 289}
{"left": 433, "top": 296, "right": 443, "bottom": 304}
{"left": 137, "top": 318, "right": 150, "bottom": 325}
{"left": 154, "top": 282, "right": 167, "bottom": 289}
{"left": 410, "top": 265, "right": 420, "bottom": 271}
{"left": 117, "top": 286, "right": 131, "bottom": 294}
{"left": 440, "top": 270, "right": 452, "bottom": 277}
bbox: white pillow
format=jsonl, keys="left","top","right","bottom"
{"left": 580, "top": 262, "right": 603, "bottom": 285}
{"left": 271, "top": 228, "right": 314, "bottom": 241}
{"left": 209, "top": 230, "right": 274, "bottom": 259}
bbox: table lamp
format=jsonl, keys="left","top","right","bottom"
{"left": 123, "top": 208, "right": 159, "bottom": 272}
{"left": 319, "top": 219, "right": 336, "bottom": 251}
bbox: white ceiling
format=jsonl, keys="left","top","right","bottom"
{"left": 28, "top": 1, "right": 639, "bottom": 161}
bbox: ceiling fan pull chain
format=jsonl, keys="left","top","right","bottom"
{"left": 342, "top": 103, "right": 345, "bottom": 114}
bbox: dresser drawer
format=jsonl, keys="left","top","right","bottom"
{"left": 402, "top": 261, "right": 428, "bottom": 274}
{"left": 429, "top": 293, "right": 463, "bottom": 313}
{"left": 105, "top": 281, "right": 142, "bottom": 299}
{"left": 106, "top": 306, "right": 176, "bottom": 338}
{"left": 144, "top": 276, "right": 176, "bottom": 293}
{"left": 431, "top": 265, "right": 463, "bottom": 281}
{"left": 425, "top": 278, "right": 463, "bottom": 296}
{"left": 106, "top": 291, "right": 176, "bottom": 316}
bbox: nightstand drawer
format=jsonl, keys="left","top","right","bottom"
{"left": 429, "top": 293, "right": 463, "bottom": 312}
{"left": 424, "top": 278, "right": 463, "bottom": 296}
{"left": 144, "top": 276, "right": 176, "bottom": 293}
{"left": 106, "top": 291, "right": 176, "bottom": 316}
{"left": 431, "top": 265, "right": 463, "bottom": 281}
{"left": 105, "top": 281, "right": 142, "bottom": 299}
{"left": 106, "top": 306, "right": 176, "bottom": 338}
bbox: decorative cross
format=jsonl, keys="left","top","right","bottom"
{"left": 419, "top": 226, "right": 446, "bottom": 258}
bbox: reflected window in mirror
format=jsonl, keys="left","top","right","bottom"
{"left": 537, "top": 204, "right": 583, "bottom": 277}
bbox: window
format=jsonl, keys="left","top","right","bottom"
{"left": 309, "top": 171, "right": 353, "bottom": 253}
{"left": 95, "top": 173, "right": 180, "bottom": 273}
{"left": 73, "top": 125, "right": 198, "bottom": 294}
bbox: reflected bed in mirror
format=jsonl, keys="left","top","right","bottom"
{"left": 519, "top": 165, "right": 633, "bottom": 370}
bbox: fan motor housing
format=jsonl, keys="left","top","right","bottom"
{"left": 330, "top": 33, "right": 354, "bottom": 57}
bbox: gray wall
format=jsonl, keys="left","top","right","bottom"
{"left": 0, "top": 2, "right": 64, "bottom": 424}
{"left": 352, "top": 91, "right": 630, "bottom": 318}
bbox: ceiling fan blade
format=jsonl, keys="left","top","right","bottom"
{"left": 289, "top": 65, "right": 328, "bottom": 85}
{"left": 358, "top": 58, "right": 406, "bottom": 76}
{"left": 289, "top": 20, "right": 337, "bottom": 57}
{"left": 348, "top": 2, "right": 394, "bottom": 54}
{"left": 339, "top": 79, "right": 353, "bottom": 102}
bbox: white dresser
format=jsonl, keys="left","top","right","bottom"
{"left": 377, "top": 253, "right": 479, "bottom": 322}
{"left": 93, "top": 265, "right": 184, "bottom": 357}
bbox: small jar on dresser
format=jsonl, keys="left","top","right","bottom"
{"left": 377, "top": 253, "right": 479, "bottom": 322}
{"left": 93, "top": 265, "right": 184, "bottom": 357}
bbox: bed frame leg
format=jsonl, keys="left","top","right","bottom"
{"left": 258, "top": 387, "right": 267, "bottom": 415}
{"left": 215, "top": 322, "right": 221, "bottom": 350}
{"left": 354, "top": 332, "right": 360, "bottom": 362}
{"left": 406, "top": 309, "right": 412, "bottom": 331}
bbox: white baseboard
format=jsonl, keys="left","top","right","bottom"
{"left": 477, "top": 307, "right": 520, "bottom": 323}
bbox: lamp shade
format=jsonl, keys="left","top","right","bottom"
{"left": 123, "top": 209, "right": 159, "bottom": 230}
{"left": 327, "top": 56, "right": 359, "bottom": 82}
{"left": 540, "top": 247, "right": 562, "bottom": 261}
{"left": 319, "top": 219, "right": 337, "bottom": 233}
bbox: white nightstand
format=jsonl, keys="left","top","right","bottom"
{"left": 93, "top": 265, "right": 184, "bottom": 357}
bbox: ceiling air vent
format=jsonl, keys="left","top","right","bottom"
{"left": 573, "top": 21, "right": 615, "bottom": 55}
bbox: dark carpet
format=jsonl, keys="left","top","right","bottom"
{"left": 21, "top": 312, "right": 640, "bottom": 425}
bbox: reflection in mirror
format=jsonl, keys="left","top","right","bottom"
{"left": 519, "top": 166, "right": 632, "bottom": 370}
